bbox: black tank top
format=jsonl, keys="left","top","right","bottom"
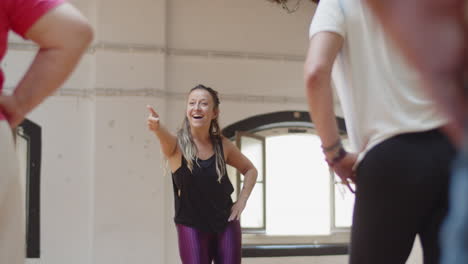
{"left": 171, "top": 141, "right": 234, "bottom": 233}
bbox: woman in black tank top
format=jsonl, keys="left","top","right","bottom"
{"left": 147, "top": 84, "right": 258, "bottom": 264}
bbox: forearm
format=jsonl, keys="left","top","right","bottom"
{"left": 12, "top": 3, "right": 93, "bottom": 116}
{"left": 13, "top": 44, "right": 89, "bottom": 115}
{"left": 306, "top": 73, "right": 341, "bottom": 153}
{"left": 237, "top": 168, "right": 257, "bottom": 203}
{"left": 154, "top": 125, "right": 178, "bottom": 157}
{"left": 304, "top": 33, "right": 343, "bottom": 151}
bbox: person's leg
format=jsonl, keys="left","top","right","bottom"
{"left": 176, "top": 224, "right": 215, "bottom": 264}
{"left": 350, "top": 149, "right": 416, "bottom": 264}
{"left": 350, "top": 130, "right": 454, "bottom": 264}
{"left": 441, "top": 138, "right": 468, "bottom": 264}
{"left": 0, "top": 121, "right": 25, "bottom": 264}
{"left": 214, "top": 220, "right": 241, "bottom": 264}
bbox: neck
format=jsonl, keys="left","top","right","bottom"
{"left": 191, "top": 127, "right": 211, "bottom": 142}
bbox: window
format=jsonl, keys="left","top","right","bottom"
{"left": 235, "top": 132, "right": 266, "bottom": 232}
{"left": 223, "top": 111, "right": 353, "bottom": 241}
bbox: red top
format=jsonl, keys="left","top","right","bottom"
{"left": 0, "top": 0, "right": 64, "bottom": 120}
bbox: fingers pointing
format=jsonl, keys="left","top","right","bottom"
{"left": 146, "top": 105, "right": 159, "bottom": 117}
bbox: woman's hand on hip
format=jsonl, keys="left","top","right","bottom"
{"left": 229, "top": 199, "right": 247, "bottom": 222}
{"left": 0, "top": 95, "right": 26, "bottom": 128}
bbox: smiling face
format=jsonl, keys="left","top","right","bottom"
{"left": 186, "top": 88, "right": 218, "bottom": 130}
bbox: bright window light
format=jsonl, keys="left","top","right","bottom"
{"left": 265, "top": 134, "right": 331, "bottom": 235}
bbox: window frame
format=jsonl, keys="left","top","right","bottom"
{"left": 223, "top": 111, "right": 350, "bottom": 244}
{"left": 14, "top": 119, "right": 42, "bottom": 259}
{"left": 235, "top": 131, "right": 266, "bottom": 233}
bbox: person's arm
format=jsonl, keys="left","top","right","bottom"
{"left": 223, "top": 137, "right": 257, "bottom": 221}
{"left": 304, "top": 31, "right": 356, "bottom": 183}
{"left": 365, "top": 0, "right": 467, "bottom": 145}
{"left": 304, "top": 32, "right": 342, "bottom": 150}
{"left": 0, "top": 3, "right": 93, "bottom": 127}
{"left": 147, "top": 105, "right": 178, "bottom": 159}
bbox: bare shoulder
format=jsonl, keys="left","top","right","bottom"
{"left": 221, "top": 136, "right": 235, "bottom": 156}
{"left": 222, "top": 136, "right": 242, "bottom": 165}
{"left": 221, "top": 136, "right": 235, "bottom": 149}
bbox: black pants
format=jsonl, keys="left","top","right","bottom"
{"left": 350, "top": 129, "right": 456, "bottom": 264}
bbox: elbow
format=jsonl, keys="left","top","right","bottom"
{"left": 83, "top": 23, "right": 94, "bottom": 47}
{"left": 75, "top": 21, "right": 94, "bottom": 50}
{"left": 241, "top": 166, "right": 258, "bottom": 182}
{"left": 61, "top": 19, "right": 93, "bottom": 53}
{"left": 249, "top": 167, "right": 258, "bottom": 182}
{"left": 304, "top": 63, "right": 329, "bottom": 94}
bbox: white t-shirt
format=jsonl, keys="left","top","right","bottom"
{"left": 309, "top": 0, "right": 448, "bottom": 160}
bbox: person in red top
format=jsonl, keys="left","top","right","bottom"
{"left": 0, "top": 1, "right": 92, "bottom": 263}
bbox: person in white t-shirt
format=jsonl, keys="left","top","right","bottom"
{"left": 304, "top": 0, "right": 456, "bottom": 263}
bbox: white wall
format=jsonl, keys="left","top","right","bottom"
{"left": 26, "top": 97, "right": 95, "bottom": 264}
{"left": 93, "top": 97, "right": 166, "bottom": 264}
{"left": 3, "top": 0, "right": 424, "bottom": 263}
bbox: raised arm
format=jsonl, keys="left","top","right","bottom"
{"left": 0, "top": 3, "right": 93, "bottom": 127}
{"left": 304, "top": 31, "right": 356, "bottom": 183}
{"left": 223, "top": 137, "right": 257, "bottom": 221}
{"left": 146, "top": 105, "right": 178, "bottom": 159}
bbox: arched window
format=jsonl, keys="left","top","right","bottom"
{"left": 223, "top": 111, "right": 354, "bottom": 241}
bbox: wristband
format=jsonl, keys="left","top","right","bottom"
{"left": 321, "top": 138, "right": 342, "bottom": 153}
{"left": 326, "top": 147, "right": 347, "bottom": 167}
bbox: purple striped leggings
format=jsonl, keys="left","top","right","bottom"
{"left": 176, "top": 220, "right": 241, "bottom": 264}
